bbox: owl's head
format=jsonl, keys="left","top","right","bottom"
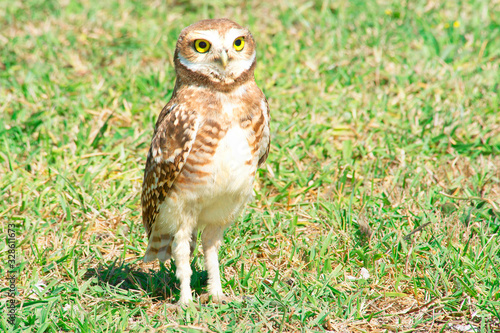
{"left": 174, "top": 19, "right": 257, "bottom": 90}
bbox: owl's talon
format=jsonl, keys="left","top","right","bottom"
{"left": 199, "top": 293, "right": 233, "bottom": 305}
{"left": 241, "top": 295, "right": 255, "bottom": 303}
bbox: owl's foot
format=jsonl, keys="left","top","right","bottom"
{"left": 199, "top": 293, "right": 233, "bottom": 305}
{"left": 178, "top": 293, "right": 194, "bottom": 306}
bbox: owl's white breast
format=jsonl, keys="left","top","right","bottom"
{"left": 213, "top": 126, "right": 254, "bottom": 189}
{"left": 197, "top": 124, "right": 256, "bottom": 225}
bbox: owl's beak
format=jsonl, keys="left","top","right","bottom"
{"left": 220, "top": 50, "right": 228, "bottom": 69}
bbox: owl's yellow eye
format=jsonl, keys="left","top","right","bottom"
{"left": 194, "top": 39, "right": 211, "bottom": 53}
{"left": 233, "top": 37, "right": 245, "bottom": 51}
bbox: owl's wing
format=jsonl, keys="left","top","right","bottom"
{"left": 141, "top": 103, "right": 200, "bottom": 238}
{"left": 257, "top": 98, "right": 271, "bottom": 168}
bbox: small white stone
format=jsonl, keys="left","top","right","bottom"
{"left": 448, "top": 324, "right": 478, "bottom": 332}
{"left": 33, "top": 281, "right": 46, "bottom": 293}
{"left": 360, "top": 267, "right": 370, "bottom": 279}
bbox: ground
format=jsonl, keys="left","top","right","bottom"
{"left": 0, "top": 0, "right": 499, "bottom": 332}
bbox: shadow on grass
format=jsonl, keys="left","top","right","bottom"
{"left": 83, "top": 259, "right": 208, "bottom": 303}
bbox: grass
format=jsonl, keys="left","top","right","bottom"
{"left": 1, "top": 0, "right": 500, "bottom": 331}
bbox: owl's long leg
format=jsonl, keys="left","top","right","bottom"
{"left": 201, "top": 225, "right": 224, "bottom": 298}
{"left": 190, "top": 229, "right": 198, "bottom": 255}
{"left": 172, "top": 226, "right": 194, "bottom": 304}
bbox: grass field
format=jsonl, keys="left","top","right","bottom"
{"left": 1, "top": 0, "right": 500, "bottom": 331}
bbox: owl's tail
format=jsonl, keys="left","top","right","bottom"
{"left": 143, "top": 231, "right": 198, "bottom": 263}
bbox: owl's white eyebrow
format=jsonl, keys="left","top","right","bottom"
{"left": 191, "top": 30, "right": 220, "bottom": 43}
{"left": 225, "top": 29, "right": 247, "bottom": 43}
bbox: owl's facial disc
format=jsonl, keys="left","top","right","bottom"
{"left": 178, "top": 28, "right": 256, "bottom": 84}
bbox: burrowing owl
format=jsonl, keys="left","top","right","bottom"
{"left": 141, "top": 19, "right": 270, "bottom": 304}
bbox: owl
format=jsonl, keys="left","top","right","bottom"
{"left": 141, "top": 19, "right": 270, "bottom": 305}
